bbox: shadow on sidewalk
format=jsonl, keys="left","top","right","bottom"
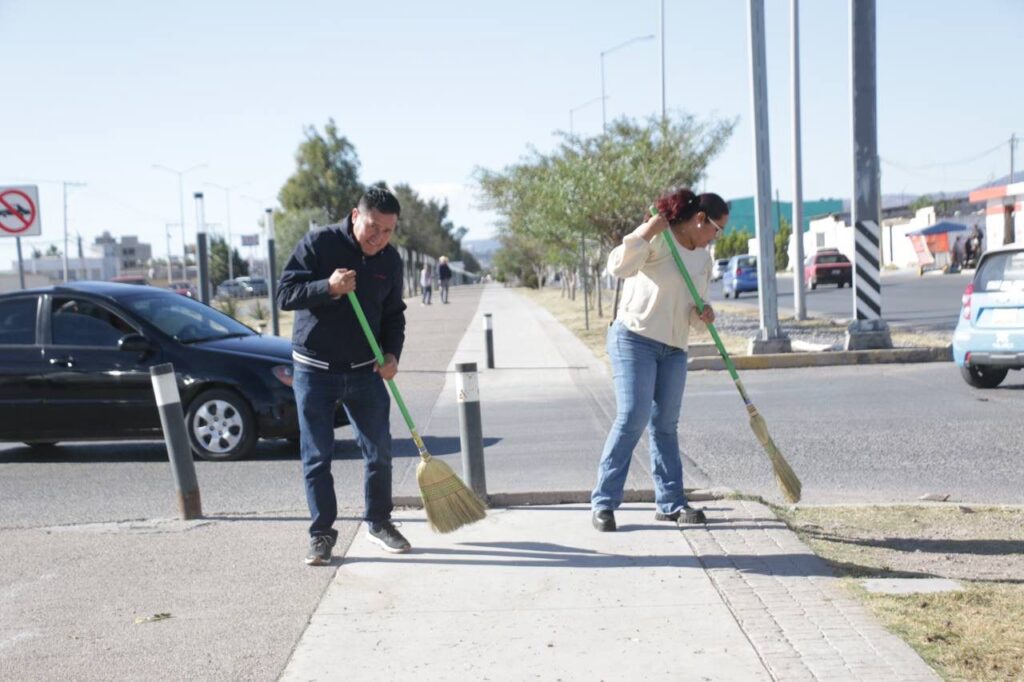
{"left": 345, "top": 541, "right": 836, "bottom": 576}
{"left": 389, "top": 435, "right": 503, "bottom": 458}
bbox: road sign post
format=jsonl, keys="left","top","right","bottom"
{"left": 0, "top": 185, "right": 42, "bottom": 290}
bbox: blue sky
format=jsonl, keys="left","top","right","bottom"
{"left": 2, "top": 0, "right": 1021, "bottom": 268}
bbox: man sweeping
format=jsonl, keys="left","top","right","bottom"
{"left": 277, "top": 186, "right": 411, "bottom": 565}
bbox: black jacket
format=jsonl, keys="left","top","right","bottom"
{"left": 277, "top": 216, "right": 406, "bottom": 371}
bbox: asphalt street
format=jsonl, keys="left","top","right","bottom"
{"left": 1, "top": 279, "right": 1021, "bottom": 534}
{"left": 710, "top": 268, "right": 974, "bottom": 332}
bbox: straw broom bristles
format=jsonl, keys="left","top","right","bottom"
{"left": 747, "top": 404, "right": 802, "bottom": 503}
{"left": 416, "top": 452, "right": 487, "bottom": 533}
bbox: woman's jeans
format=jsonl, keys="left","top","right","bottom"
{"left": 439, "top": 278, "right": 450, "bottom": 303}
{"left": 421, "top": 285, "right": 432, "bottom": 304}
{"left": 293, "top": 366, "right": 393, "bottom": 540}
{"left": 592, "top": 321, "right": 689, "bottom": 515}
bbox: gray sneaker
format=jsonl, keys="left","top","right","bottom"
{"left": 367, "top": 520, "right": 411, "bottom": 553}
{"left": 305, "top": 535, "right": 335, "bottom": 565}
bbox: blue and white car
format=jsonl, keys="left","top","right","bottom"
{"left": 953, "top": 245, "right": 1024, "bottom": 388}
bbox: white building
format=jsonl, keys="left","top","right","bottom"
{"left": 968, "top": 181, "right": 1023, "bottom": 250}
{"left": 93, "top": 232, "right": 152, "bottom": 272}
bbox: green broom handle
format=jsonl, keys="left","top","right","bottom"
{"left": 346, "top": 291, "right": 428, "bottom": 454}
{"left": 650, "top": 206, "right": 752, "bottom": 405}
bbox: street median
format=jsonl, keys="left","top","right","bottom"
{"left": 688, "top": 345, "right": 953, "bottom": 371}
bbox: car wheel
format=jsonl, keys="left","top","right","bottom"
{"left": 810, "top": 278, "right": 817, "bottom": 290}
{"left": 723, "top": 290, "right": 730, "bottom": 298}
{"left": 960, "top": 365, "right": 1008, "bottom": 389}
{"left": 186, "top": 388, "right": 257, "bottom": 461}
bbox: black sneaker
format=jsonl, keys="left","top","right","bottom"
{"left": 367, "top": 520, "right": 411, "bottom": 553}
{"left": 655, "top": 505, "right": 707, "bottom": 525}
{"left": 592, "top": 509, "right": 616, "bottom": 532}
{"left": 305, "top": 534, "right": 335, "bottom": 566}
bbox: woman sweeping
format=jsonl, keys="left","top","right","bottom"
{"left": 591, "top": 188, "right": 729, "bottom": 531}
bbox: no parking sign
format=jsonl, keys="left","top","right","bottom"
{"left": 0, "top": 185, "right": 41, "bottom": 237}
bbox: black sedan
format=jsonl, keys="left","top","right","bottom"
{"left": 0, "top": 282, "right": 346, "bottom": 460}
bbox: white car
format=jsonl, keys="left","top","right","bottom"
{"left": 712, "top": 258, "right": 729, "bottom": 282}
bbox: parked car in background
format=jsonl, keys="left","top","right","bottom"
{"left": 952, "top": 245, "right": 1024, "bottom": 388}
{"left": 722, "top": 255, "right": 758, "bottom": 298}
{"left": 0, "top": 282, "right": 347, "bottom": 459}
{"left": 805, "top": 248, "right": 853, "bottom": 289}
{"left": 216, "top": 279, "right": 248, "bottom": 299}
{"left": 168, "top": 281, "right": 196, "bottom": 298}
{"left": 712, "top": 258, "right": 729, "bottom": 282}
{"left": 236, "top": 276, "right": 269, "bottom": 297}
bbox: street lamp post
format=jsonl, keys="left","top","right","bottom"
{"left": 153, "top": 162, "right": 207, "bottom": 283}
{"left": 62, "top": 181, "right": 86, "bottom": 282}
{"left": 600, "top": 33, "right": 655, "bottom": 132}
{"left": 569, "top": 96, "right": 607, "bottom": 135}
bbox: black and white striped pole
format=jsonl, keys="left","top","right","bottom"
{"left": 456, "top": 362, "right": 487, "bottom": 500}
{"left": 846, "top": 0, "right": 892, "bottom": 350}
{"left": 150, "top": 364, "right": 203, "bottom": 520}
{"left": 483, "top": 313, "right": 495, "bottom": 369}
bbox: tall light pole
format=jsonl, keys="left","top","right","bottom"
{"left": 153, "top": 162, "right": 207, "bottom": 283}
{"left": 600, "top": 34, "right": 655, "bottom": 132}
{"left": 569, "top": 96, "right": 606, "bottom": 134}
{"left": 62, "top": 181, "right": 86, "bottom": 282}
{"left": 791, "top": 0, "right": 807, "bottom": 320}
{"left": 659, "top": 0, "right": 666, "bottom": 121}
{"left": 206, "top": 181, "right": 246, "bottom": 280}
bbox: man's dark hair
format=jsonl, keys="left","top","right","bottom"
{"left": 358, "top": 186, "right": 401, "bottom": 217}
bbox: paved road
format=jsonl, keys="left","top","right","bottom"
{"left": 709, "top": 268, "right": 973, "bottom": 332}
{"left": 2, "top": 283, "right": 1021, "bottom": 534}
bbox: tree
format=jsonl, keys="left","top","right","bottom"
{"left": 775, "top": 217, "right": 791, "bottom": 271}
{"left": 209, "top": 236, "right": 248, "bottom": 284}
{"left": 272, "top": 207, "right": 330, "bottom": 272}
{"left": 713, "top": 229, "right": 752, "bottom": 261}
{"left": 45, "top": 245, "right": 61, "bottom": 257}
{"left": 476, "top": 112, "right": 736, "bottom": 285}
{"left": 278, "top": 119, "right": 363, "bottom": 222}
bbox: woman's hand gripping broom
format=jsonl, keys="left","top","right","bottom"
{"left": 347, "top": 291, "right": 487, "bottom": 532}
{"left": 652, "top": 206, "right": 802, "bottom": 503}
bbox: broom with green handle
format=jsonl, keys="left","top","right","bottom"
{"left": 651, "top": 205, "right": 802, "bottom": 503}
{"left": 347, "top": 291, "right": 487, "bottom": 532}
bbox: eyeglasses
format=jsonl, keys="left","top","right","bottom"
{"left": 707, "top": 217, "right": 725, "bottom": 236}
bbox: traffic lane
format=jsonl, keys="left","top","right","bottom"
{"left": 680, "top": 362, "right": 1024, "bottom": 504}
{"left": 709, "top": 270, "right": 971, "bottom": 332}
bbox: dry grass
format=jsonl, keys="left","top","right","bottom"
{"left": 776, "top": 505, "right": 1024, "bottom": 682}
{"left": 518, "top": 286, "right": 748, "bottom": 366}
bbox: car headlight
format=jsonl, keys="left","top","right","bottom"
{"left": 272, "top": 365, "right": 294, "bottom": 387}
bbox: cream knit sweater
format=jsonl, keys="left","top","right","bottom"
{"left": 608, "top": 225, "right": 711, "bottom": 351}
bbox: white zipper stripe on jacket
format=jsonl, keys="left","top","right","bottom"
{"left": 292, "top": 351, "right": 330, "bottom": 369}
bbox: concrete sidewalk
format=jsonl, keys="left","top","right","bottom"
{"left": 281, "top": 285, "right": 939, "bottom": 682}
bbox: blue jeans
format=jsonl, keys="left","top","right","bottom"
{"left": 592, "top": 321, "right": 689, "bottom": 515}
{"left": 293, "top": 366, "right": 394, "bottom": 539}
{"left": 421, "top": 285, "right": 432, "bottom": 304}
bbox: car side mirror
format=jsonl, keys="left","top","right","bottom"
{"left": 118, "top": 333, "right": 154, "bottom": 353}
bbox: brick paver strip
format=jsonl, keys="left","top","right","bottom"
{"left": 681, "top": 500, "right": 939, "bottom": 681}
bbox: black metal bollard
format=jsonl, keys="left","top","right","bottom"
{"left": 483, "top": 313, "right": 494, "bottom": 369}
{"left": 150, "top": 364, "right": 202, "bottom": 520}
{"left": 456, "top": 362, "right": 487, "bottom": 500}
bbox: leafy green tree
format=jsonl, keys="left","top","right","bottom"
{"left": 713, "top": 229, "right": 752, "bottom": 261}
{"left": 209, "top": 236, "right": 248, "bottom": 285}
{"left": 272, "top": 207, "right": 330, "bottom": 272}
{"left": 278, "top": 119, "right": 363, "bottom": 222}
{"left": 775, "top": 217, "right": 791, "bottom": 271}
{"left": 45, "top": 245, "right": 61, "bottom": 257}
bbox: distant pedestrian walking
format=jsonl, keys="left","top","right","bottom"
{"left": 438, "top": 256, "right": 452, "bottom": 304}
{"left": 591, "top": 188, "right": 729, "bottom": 533}
{"left": 420, "top": 263, "right": 433, "bottom": 305}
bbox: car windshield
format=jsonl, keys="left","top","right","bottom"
{"left": 122, "top": 292, "right": 256, "bottom": 343}
{"left": 976, "top": 250, "right": 1024, "bottom": 292}
{"left": 816, "top": 254, "right": 848, "bottom": 264}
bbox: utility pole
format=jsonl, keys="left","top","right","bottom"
{"left": 747, "top": 0, "right": 790, "bottom": 353}
{"left": 791, "top": 0, "right": 807, "bottom": 320}
{"left": 1011, "top": 133, "right": 1017, "bottom": 184}
{"left": 846, "top": 0, "right": 892, "bottom": 350}
{"left": 659, "top": 0, "right": 666, "bottom": 121}
{"left": 62, "top": 181, "right": 86, "bottom": 282}
{"left": 206, "top": 181, "right": 245, "bottom": 280}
